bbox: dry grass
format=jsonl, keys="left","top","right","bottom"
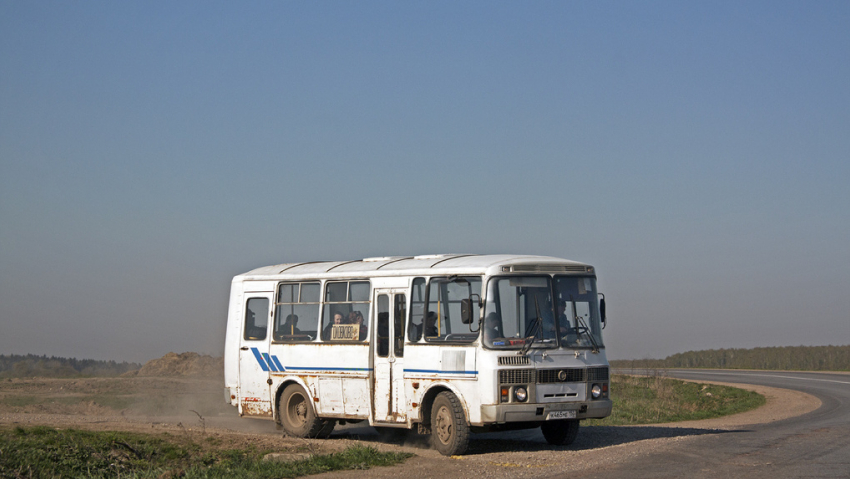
{"left": 588, "top": 371, "right": 766, "bottom": 425}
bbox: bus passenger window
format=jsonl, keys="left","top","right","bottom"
{"left": 425, "top": 276, "right": 481, "bottom": 343}
{"left": 395, "top": 294, "right": 406, "bottom": 356}
{"left": 322, "top": 280, "right": 371, "bottom": 342}
{"left": 243, "top": 298, "right": 269, "bottom": 341}
{"left": 274, "top": 282, "right": 319, "bottom": 342}
{"left": 377, "top": 295, "right": 389, "bottom": 357}
{"left": 408, "top": 277, "right": 426, "bottom": 342}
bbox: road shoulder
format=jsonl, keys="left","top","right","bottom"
{"left": 650, "top": 380, "right": 821, "bottom": 429}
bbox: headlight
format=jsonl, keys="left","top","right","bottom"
{"left": 591, "top": 384, "right": 603, "bottom": 399}
{"left": 514, "top": 386, "right": 528, "bottom": 402}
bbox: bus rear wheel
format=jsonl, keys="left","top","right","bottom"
{"left": 279, "top": 384, "right": 328, "bottom": 438}
{"left": 430, "top": 391, "right": 469, "bottom": 455}
{"left": 541, "top": 419, "right": 579, "bottom": 446}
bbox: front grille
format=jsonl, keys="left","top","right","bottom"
{"left": 587, "top": 367, "right": 609, "bottom": 381}
{"left": 499, "top": 366, "right": 609, "bottom": 385}
{"left": 498, "top": 356, "right": 530, "bottom": 366}
{"left": 499, "top": 369, "right": 536, "bottom": 384}
{"left": 538, "top": 368, "right": 585, "bottom": 383}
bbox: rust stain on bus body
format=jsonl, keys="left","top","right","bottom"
{"left": 266, "top": 374, "right": 373, "bottom": 420}
{"left": 241, "top": 401, "right": 272, "bottom": 417}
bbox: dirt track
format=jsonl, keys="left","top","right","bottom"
{"left": 0, "top": 376, "right": 820, "bottom": 478}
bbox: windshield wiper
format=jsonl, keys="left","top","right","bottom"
{"left": 520, "top": 296, "right": 544, "bottom": 356}
{"left": 575, "top": 314, "right": 600, "bottom": 353}
{"left": 570, "top": 294, "right": 600, "bottom": 353}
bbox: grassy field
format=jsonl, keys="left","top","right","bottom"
{"left": 610, "top": 344, "right": 850, "bottom": 371}
{"left": 0, "top": 426, "right": 412, "bottom": 479}
{"left": 0, "top": 374, "right": 766, "bottom": 476}
{"left": 588, "top": 373, "right": 766, "bottom": 426}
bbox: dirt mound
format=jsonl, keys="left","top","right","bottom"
{"left": 136, "top": 352, "right": 223, "bottom": 378}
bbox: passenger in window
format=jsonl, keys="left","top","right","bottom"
{"left": 352, "top": 311, "right": 368, "bottom": 341}
{"left": 281, "top": 314, "right": 302, "bottom": 336}
{"left": 542, "top": 314, "right": 557, "bottom": 337}
{"left": 245, "top": 309, "right": 266, "bottom": 340}
{"left": 323, "top": 312, "right": 344, "bottom": 340}
{"left": 557, "top": 301, "right": 572, "bottom": 335}
{"left": 424, "top": 311, "right": 439, "bottom": 338}
{"left": 523, "top": 296, "right": 557, "bottom": 338}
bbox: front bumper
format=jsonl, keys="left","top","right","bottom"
{"left": 479, "top": 398, "right": 612, "bottom": 424}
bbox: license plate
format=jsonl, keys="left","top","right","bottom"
{"left": 546, "top": 410, "right": 576, "bottom": 420}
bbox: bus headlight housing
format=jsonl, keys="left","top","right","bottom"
{"left": 591, "top": 384, "right": 603, "bottom": 399}
{"left": 514, "top": 386, "right": 528, "bottom": 402}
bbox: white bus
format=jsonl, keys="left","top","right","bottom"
{"left": 223, "top": 254, "right": 611, "bottom": 455}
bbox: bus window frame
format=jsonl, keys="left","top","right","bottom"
{"left": 418, "top": 275, "right": 482, "bottom": 344}
{"left": 407, "top": 277, "right": 427, "bottom": 343}
{"left": 243, "top": 297, "right": 270, "bottom": 341}
{"left": 272, "top": 280, "right": 321, "bottom": 344}
{"left": 321, "top": 279, "right": 372, "bottom": 344}
{"left": 481, "top": 274, "right": 561, "bottom": 351}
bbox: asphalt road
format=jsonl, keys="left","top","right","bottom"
{"left": 201, "top": 369, "right": 849, "bottom": 478}
{"left": 588, "top": 370, "right": 850, "bottom": 478}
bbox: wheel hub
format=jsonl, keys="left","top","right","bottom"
{"left": 288, "top": 395, "right": 308, "bottom": 425}
{"left": 435, "top": 406, "right": 452, "bottom": 444}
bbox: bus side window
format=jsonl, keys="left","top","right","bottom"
{"left": 244, "top": 298, "right": 269, "bottom": 341}
{"left": 395, "top": 293, "right": 406, "bottom": 356}
{"left": 377, "top": 295, "right": 389, "bottom": 357}
{"left": 274, "top": 282, "right": 319, "bottom": 342}
{"left": 425, "top": 277, "right": 481, "bottom": 343}
{"left": 322, "top": 280, "right": 371, "bottom": 342}
{"left": 408, "top": 277, "right": 425, "bottom": 342}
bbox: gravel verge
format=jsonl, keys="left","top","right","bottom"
{"left": 0, "top": 378, "right": 821, "bottom": 479}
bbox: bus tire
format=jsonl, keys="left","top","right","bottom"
{"left": 430, "top": 391, "right": 469, "bottom": 455}
{"left": 279, "top": 384, "right": 326, "bottom": 438}
{"left": 541, "top": 419, "right": 579, "bottom": 446}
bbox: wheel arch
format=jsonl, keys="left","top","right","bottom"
{"left": 418, "top": 382, "right": 470, "bottom": 427}
{"left": 273, "top": 377, "right": 315, "bottom": 426}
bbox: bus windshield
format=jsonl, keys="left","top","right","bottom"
{"left": 554, "top": 275, "right": 604, "bottom": 348}
{"left": 482, "top": 275, "right": 604, "bottom": 350}
{"left": 482, "top": 276, "right": 558, "bottom": 350}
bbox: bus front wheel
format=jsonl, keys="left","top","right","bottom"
{"left": 279, "top": 384, "right": 329, "bottom": 438}
{"left": 430, "top": 391, "right": 469, "bottom": 455}
{"left": 541, "top": 419, "right": 579, "bottom": 446}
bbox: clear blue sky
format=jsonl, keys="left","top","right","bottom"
{"left": 1, "top": 1, "right": 848, "bottom": 363}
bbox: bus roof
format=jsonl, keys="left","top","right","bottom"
{"left": 237, "top": 254, "right": 595, "bottom": 281}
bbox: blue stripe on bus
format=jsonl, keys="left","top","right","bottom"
{"left": 251, "top": 348, "right": 270, "bottom": 372}
{"left": 284, "top": 366, "right": 372, "bottom": 372}
{"left": 403, "top": 369, "right": 478, "bottom": 375}
{"left": 271, "top": 356, "right": 285, "bottom": 371}
{"left": 261, "top": 353, "right": 278, "bottom": 372}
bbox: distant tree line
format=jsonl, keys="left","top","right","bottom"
{"left": 0, "top": 354, "right": 142, "bottom": 378}
{"left": 611, "top": 345, "right": 850, "bottom": 371}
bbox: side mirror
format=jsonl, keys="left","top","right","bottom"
{"left": 599, "top": 293, "right": 607, "bottom": 329}
{"left": 461, "top": 299, "right": 473, "bottom": 324}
